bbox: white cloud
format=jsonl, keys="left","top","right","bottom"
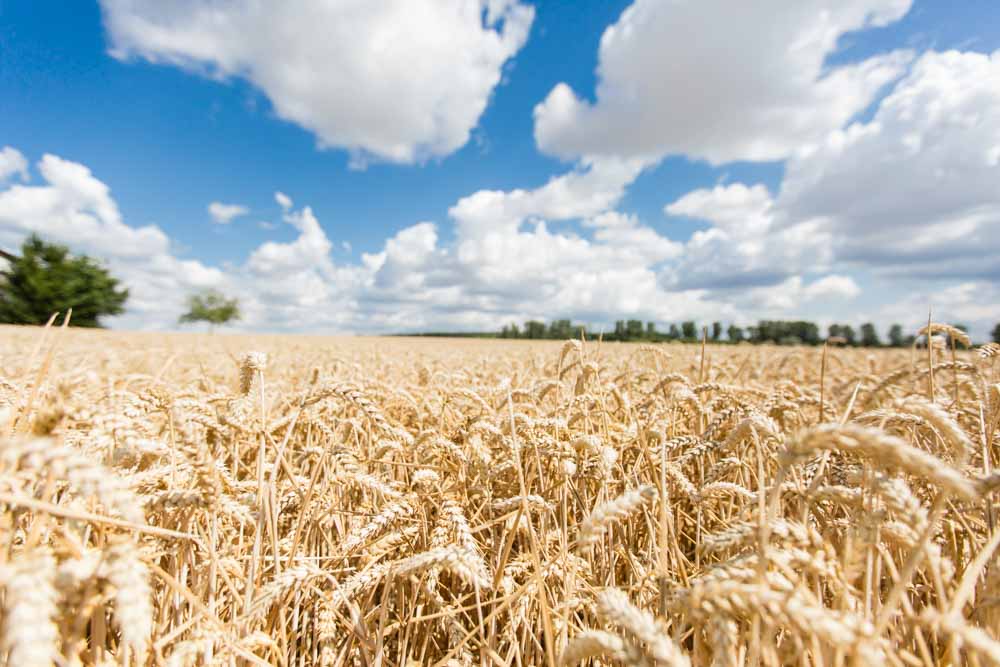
{"left": 745, "top": 275, "right": 861, "bottom": 312}
{"left": 662, "top": 183, "right": 833, "bottom": 290}
{"left": 248, "top": 206, "right": 333, "bottom": 276}
{"left": 772, "top": 49, "right": 1000, "bottom": 279}
{"left": 583, "top": 212, "right": 683, "bottom": 265}
{"left": 803, "top": 274, "right": 862, "bottom": 301}
{"left": 0, "top": 154, "right": 171, "bottom": 259}
{"left": 448, "top": 157, "right": 648, "bottom": 237}
{"left": 208, "top": 201, "right": 249, "bottom": 225}
{"left": 274, "top": 191, "right": 292, "bottom": 211}
{"left": 534, "top": 0, "right": 912, "bottom": 165}
{"left": 101, "top": 0, "right": 534, "bottom": 164}
{"left": 658, "top": 48, "right": 1000, "bottom": 305}
{"left": 0, "top": 153, "right": 224, "bottom": 327}
{"left": 665, "top": 184, "right": 773, "bottom": 236}
{"left": 0, "top": 147, "right": 28, "bottom": 184}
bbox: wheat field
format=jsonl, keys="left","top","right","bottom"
{"left": 1, "top": 323, "right": 999, "bottom": 666}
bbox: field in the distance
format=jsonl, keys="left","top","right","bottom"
{"left": 1, "top": 325, "right": 999, "bottom": 666}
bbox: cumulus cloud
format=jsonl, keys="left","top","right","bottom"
{"left": 208, "top": 201, "right": 249, "bottom": 225}
{"left": 0, "top": 147, "right": 28, "bottom": 184}
{"left": 0, "top": 152, "right": 224, "bottom": 328}
{"left": 773, "top": 49, "right": 1000, "bottom": 279}
{"left": 534, "top": 0, "right": 913, "bottom": 164}
{"left": 662, "top": 183, "right": 833, "bottom": 290}
{"left": 666, "top": 184, "right": 773, "bottom": 236}
{"left": 583, "top": 212, "right": 683, "bottom": 266}
{"left": 660, "top": 48, "right": 1000, "bottom": 312}
{"left": 448, "top": 157, "right": 647, "bottom": 237}
{"left": 247, "top": 206, "right": 333, "bottom": 276}
{"left": 0, "top": 154, "right": 172, "bottom": 259}
{"left": 101, "top": 0, "right": 534, "bottom": 164}
{"left": 745, "top": 275, "right": 861, "bottom": 311}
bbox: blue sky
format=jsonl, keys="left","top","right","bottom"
{"left": 1, "top": 1, "right": 999, "bottom": 338}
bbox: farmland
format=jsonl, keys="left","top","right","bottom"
{"left": 1, "top": 324, "right": 998, "bottom": 666}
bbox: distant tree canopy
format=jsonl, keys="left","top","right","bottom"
{"left": 179, "top": 290, "right": 241, "bottom": 330}
{"left": 828, "top": 324, "right": 857, "bottom": 346}
{"left": 860, "top": 323, "right": 881, "bottom": 347}
{"left": 0, "top": 234, "right": 128, "bottom": 327}
{"left": 495, "top": 318, "right": 973, "bottom": 346}
{"left": 888, "top": 324, "right": 905, "bottom": 348}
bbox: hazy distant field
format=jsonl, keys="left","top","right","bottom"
{"left": 2, "top": 325, "right": 998, "bottom": 666}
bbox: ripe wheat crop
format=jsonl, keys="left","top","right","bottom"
{"left": 2, "top": 323, "right": 1000, "bottom": 666}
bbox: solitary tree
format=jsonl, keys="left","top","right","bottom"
{"left": 179, "top": 290, "right": 240, "bottom": 331}
{"left": 993, "top": 323, "right": 1000, "bottom": 344}
{"left": 711, "top": 321, "right": 722, "bottom": 341}
{"left": 0, "top": 234, "right": 128, "bottom": 327}
{"left": 727, "top": 324, "right": 745, "bottom": 343}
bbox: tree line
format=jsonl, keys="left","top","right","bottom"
{"left": 500, "top": 318, "right": 981, "bottom": 346}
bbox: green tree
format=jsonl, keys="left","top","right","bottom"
{"left": 500, "top": 323, "right": 521, "bottom": 338}
{"left": 548, "top": 319, "right": 572, "bottom": 340}
{"left": 993, "top": 323, "right": 1000, "bottom": 344}
{"left": 727, "top": 324, "right": 745, "bottom": 342}
{"left": 626, "top": 319, "right": 644, "bottom": 340}
{"left": 843, "top": 325, "right": 857, "bottom": 346}
{"left": 711, "top": 321, "right": 722, "bottom": 341}
{"left": 646, "top": 321, "right": 657, "bottom": 339}
{"left": 860, "top": 322, "right": 881, "bottom": 347}
{"left": 802, "top": 322, "right": 821, "bottom": 345}
{"left": 179, "top": 290, "right": 241, "bottom": 331}
{"left": 888, "top": 324, "right": 904, "bottom": 347}
{"left": 681, "top": 321, "right": 697, "bottom": 341}
{"left": 829, "top": 324, "right": 857, "bottom": 345}
{"left": 667, "top": 324, "right": 681, "bottom": 340}
{"left": 0, "top": 234, "right": 128, "bottom": 327}
{"left": 523, "top": 320, "right": 546, "bottom": 339}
